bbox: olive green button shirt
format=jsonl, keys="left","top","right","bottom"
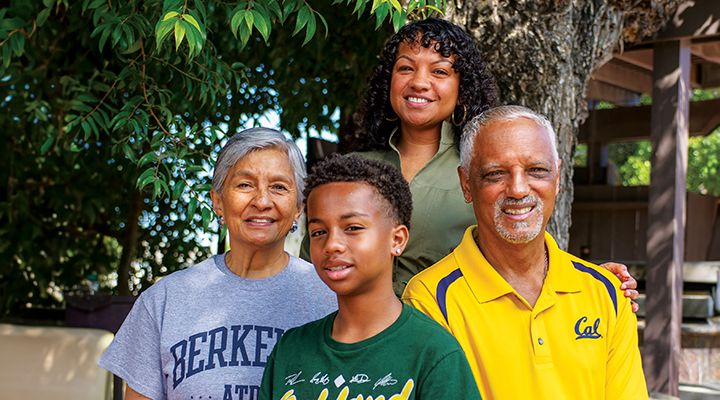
{"left": 300, "top": 122, "right": 475, "bottom": 296}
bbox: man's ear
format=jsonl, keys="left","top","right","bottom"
{"left": 458, "top": 166, "right": 473, "bottom": 204}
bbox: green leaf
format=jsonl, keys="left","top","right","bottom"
{"left": 186, "top": 197, "right": 197, "bottom": 222}
{"left": 163, "top": 11, "right": 179, "bottom": 21}
{"left": 251, "top": 10, "right": 270, "bottom": 41}
{"left": 388, "top": 0, "right": 402, "bottom": 12}
{"left": 267, "top": 0, "right": 283, "bottom": 21}
{"left": 282, "top": 0, "right": 298, "bottom": 22}
{"left": 99, "top": 26, "right": 112, "bottom": 51}
{"left": 40, "top": 135, "right": 54, "bottom": 154}
{"left": 201, "top": 206, "right": 211, "bottom": 229}
{"left": 391, "top": 8, "right": 405, "bottom": 31}
{"left": 230, "top": 10, "right": 245, "bottom": 37}
{"left": 302, "top": 12, "right": 316, "bottom": 46}
{"left": 136, "top": 167, "right": 155, "bottom": 189}
{"left": 174, "top": 20, "right": 186, "bottom": 50}
{"left": 374, "top": 3, "right": 389, "bottom": 29}
{"left": 37, "top": 8, "right": 51, "bottom": 26}
{"left": 155, "top": 18, "right": 174, "bottom": 49}
{"left": 183, "top": 13, "right": 201, "bottom": 32}
{"left": 243, "top": 10, "right": 254, "bottom": 31}
{"left": 293, "top": 5, "right": 310, "bottom": 36}
{"left": 172, "top": 179, "right": 186, "bottom": 200}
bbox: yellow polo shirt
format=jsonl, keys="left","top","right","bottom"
{"left": 402, "top": 226, "right": 648, "bottom": 400}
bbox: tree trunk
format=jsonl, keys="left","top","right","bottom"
{"left": 448, "top": 0, "right": 681, "bottom": 249}
{"left": 117, "top": 188, "right": 143, "bottom": 296}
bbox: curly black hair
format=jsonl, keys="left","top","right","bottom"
{"left": 304, "top": 154, "right": 412, "bottom": 228}
{"left": 353, "top": 18, "right": 499, "bottom": 151}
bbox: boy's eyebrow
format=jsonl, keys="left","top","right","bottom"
{"left": 307, "top": 212, "right": 370, "bottom": 225}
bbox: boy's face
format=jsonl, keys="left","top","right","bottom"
{"left": 306, "top": 181, "right": 408, "bottom": 297}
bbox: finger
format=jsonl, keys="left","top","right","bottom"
{"left": 624, "top": 289, "right": 639, "bottom": 300}
{"left": 620, "top": 276, "right": 638, "bottom": 290}
{"left": 631, "top": 301, "right": 639, "bottom": 314}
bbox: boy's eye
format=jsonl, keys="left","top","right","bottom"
{"left": 346, "top": 225, "right": 364, "bottom": 232}
{"left": 309, "top": 229, "right": 326, "bottom": 238}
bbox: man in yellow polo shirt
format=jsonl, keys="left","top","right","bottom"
{"left": 402, "top": 105, "right": 648, "bottom": 399}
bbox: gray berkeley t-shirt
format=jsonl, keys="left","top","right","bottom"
{"left": 99, "top": 254, "right": 337, "bottom": 400}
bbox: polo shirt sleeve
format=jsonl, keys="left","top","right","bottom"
{"left": 606, "top": 293, "right": 648, "bottom": 399}
{"left": 402, "top": 279, "right": 451, "bottom": 331}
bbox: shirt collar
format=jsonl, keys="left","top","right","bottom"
{"left": 453, "top": 227, "right": 582, "bottom": 304}
{"left": 388, "top": 121, "right": 456, "bottom": 155}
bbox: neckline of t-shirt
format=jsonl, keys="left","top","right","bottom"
{"left": 213, "top": 253, "right": 294, "bottom": 290}
{"left": 321, "top": 303, "right": 412, "bottom": 351}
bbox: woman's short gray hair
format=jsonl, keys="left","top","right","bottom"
{"left": 212, "top": 127, "right": 306, "bottom": 208}
{"left": 459, "top": 105, "right": 559, "bottom": 171}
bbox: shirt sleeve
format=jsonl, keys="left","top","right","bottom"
{"left": 402, "top": 279, "right": 451, "bottom": 331}
{"left": 416, "top": 350, "right": 482, "bottom": 399}
{"left": 259, "top": 339, "right": 279, "bottom": 400}
{"left": 98, "top": 293, "right": 165, "bottom": 400}
{"left": 605, "top": 293, "right": 648, "bottom": 399}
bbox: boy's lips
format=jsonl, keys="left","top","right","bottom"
{"left": 323, "top": 260, "right": 354, "bottom": 281}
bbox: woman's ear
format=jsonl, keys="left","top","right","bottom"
{"left": 210, "top": 190, "right": 223, "bottom": 216}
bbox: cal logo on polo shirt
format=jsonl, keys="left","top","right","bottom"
{"left": 574, "top": 316, "right": 603, "bottom": 340}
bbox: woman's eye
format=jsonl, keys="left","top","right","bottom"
{"left": 396, "top": 65, "right": 413, "bottom": 72}
{"left": 529, "top": 168, "right": 549, "bottom": 176}
{"left": 434, "top": 69, "right": 449, "bottom": 75}
{"left": 271, "top": 184, "right": 289, "bottom": 192}
{"left": 238, "top": 182, "right": 252, "bottom": 188}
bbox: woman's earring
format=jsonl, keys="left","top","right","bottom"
{"left": 219, "top": 215, "right": 225, "bottom": 226}
{"left": 394, "top": 248, "right": 402, "bottom": 255}
{"left": 290, "top": 220, "right": 299, "bottom": 233}
{"left": 451, "top": 104, "right": 468, "bottom": 126}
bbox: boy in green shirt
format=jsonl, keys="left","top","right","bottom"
{"left": 260, "top": 154, "right": 480, "bottom": 400}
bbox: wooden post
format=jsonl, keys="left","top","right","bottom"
{"left": 644, "top": 39, "right": 690, "bottom": 396}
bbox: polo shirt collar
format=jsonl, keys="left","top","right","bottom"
{"left": 453, "top": 227, "right": 582, "bottom": 304}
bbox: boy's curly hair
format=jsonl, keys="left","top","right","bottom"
{"left": 353, "top": 18, "right": 499, "bottom": 151}
{"left": 304, "top": 154, "right": 412, "bottom": 228}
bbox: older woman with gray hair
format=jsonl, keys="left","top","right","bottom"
{"left": 99, "top": 128, "right": 337, "bottom": 400}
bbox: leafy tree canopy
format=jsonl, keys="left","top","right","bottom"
{"left": 0, "top": 0, "right": 445, "bottom": 315}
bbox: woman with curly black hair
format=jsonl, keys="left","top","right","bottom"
{"left": 349, "top": 18, "right": 500, "bottom": 295}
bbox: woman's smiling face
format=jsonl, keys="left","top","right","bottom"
{"left": 211, "top": 147, "right": 301, "bottom": 251}
{"left": 389, "top": 41, "right": 460, "bottom": 132}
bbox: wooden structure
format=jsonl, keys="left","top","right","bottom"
{"left": 576, "top": 1, "right": 720, "bottom": 395}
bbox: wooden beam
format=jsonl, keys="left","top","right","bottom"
{"left": 592, "top": 58, "right": 653, "bottom": 94}
{"left": 650, "top": 0, "right": 720, "bottom": 42}
{"left": 586, "top": 79, "right": 641, "bottom": 104}
{"left": 578, "top": 98, "right": 720, "bottom": 142}
{"left": 643, "top": 39, "right": 690, "bottom": 397}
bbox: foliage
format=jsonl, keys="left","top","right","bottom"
{"left": 608, "top": 89, "right": 720, "bottom": 196}
{"left": 0, "top": 0, "right": 446, "bottom": 315}
{"left": 608, "top": 128, "right": 720, "bottom": 197}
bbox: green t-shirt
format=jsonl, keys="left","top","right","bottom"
{"left": 259, "top": 304, "right": 481, "bottom": 400}
{"left": 300, "top": 122, "right": 475, "bottom": 296}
